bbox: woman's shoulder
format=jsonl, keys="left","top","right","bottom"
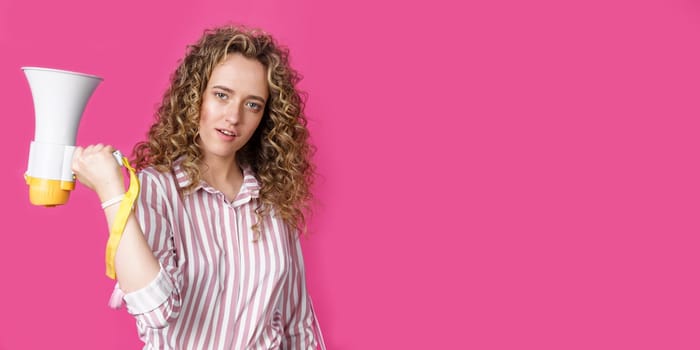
{"left": 138, "top": 159, "right": 194, "bottom": 191}
{"left": 137, "top": 165, "right": 178, "bottom": 188}
{"left": 138, "top": 165, "right": 171, "bottom": 179}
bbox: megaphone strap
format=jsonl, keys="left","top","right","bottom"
{"left": 105, "top": 155, "right": 140, "bottom": 280}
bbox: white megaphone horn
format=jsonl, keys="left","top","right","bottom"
{"left": 23, "top": 67, "right": 103, "bottom": 207}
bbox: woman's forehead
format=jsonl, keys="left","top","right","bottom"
{"left": 208, "top": 54, "right": 268, "bottom": 98}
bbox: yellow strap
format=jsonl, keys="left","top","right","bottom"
{"left": 105, "top": 157, "right": 140, "bottom": 279}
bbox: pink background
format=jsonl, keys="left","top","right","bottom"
{"left": 1, "top": 0, "right": 700, "bottom": 348}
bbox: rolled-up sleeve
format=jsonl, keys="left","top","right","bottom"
{"left": 281, "top": 234, "right": 324, "bottom": 350}
{"left": 109, "top": 171, "right": 183, "bottom": 330}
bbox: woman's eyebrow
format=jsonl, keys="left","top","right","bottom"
{"left": 248, "top": 95, "right": 267, "bottom": 104}
{"left": 212, "top": 85, "right": 234, "bottom": 93}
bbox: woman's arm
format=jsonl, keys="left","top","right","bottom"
{"left": 73, "top": 144, "right": 183, "bottom": 329}
{"left": 72, "top": 144, "right": 160, "bottom": 291}
{"left": 105, "top": 201, "right": 160, "bottom": 292}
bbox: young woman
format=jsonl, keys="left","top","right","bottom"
{"left": 72, "top": 25, "right": 325, "bottom": 349}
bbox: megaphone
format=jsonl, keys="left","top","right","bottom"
{"left": 22, "top": 67, "right": 103, "bottom": 207}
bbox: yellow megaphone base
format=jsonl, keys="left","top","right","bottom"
{"left": 25, "top": 175, "right": 76, "bottom": 207}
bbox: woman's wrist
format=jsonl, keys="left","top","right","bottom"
{"left": 101, "top": 194, "right": 125, "bottom": 209}
{"left": 94, "top": 171, "right": 126, "bottom": 202}
{"left": 97, "top": 184, "right": 126, "bottom": 203}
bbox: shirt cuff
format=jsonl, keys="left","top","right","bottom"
{"left": 122, "top": 264, "right": 175, "bottom": 315}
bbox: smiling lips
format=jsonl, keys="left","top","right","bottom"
{"left": 217, "top": 128, "right": 238, "bottom": 138}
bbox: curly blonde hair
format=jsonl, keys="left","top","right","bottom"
{"left": 132, "top": 25, "right": 314, "bottom": 237}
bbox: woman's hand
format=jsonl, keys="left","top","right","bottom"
{"left": 72, "top": 144, "right": 125, "bottom": 202}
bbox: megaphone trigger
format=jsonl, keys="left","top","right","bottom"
{"left": 112, "top": 150, "right": 124, "bottom": 167}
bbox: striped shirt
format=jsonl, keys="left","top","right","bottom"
{"left": 109, "top": 161, "right": 325, "bottom": 349}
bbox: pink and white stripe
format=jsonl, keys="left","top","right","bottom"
{"left": 110, "top": 161, "right": 324, "bottom": 349}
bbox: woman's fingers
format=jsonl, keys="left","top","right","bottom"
{"left": 72, "top": 144, "right": 125, "bottom": 197}
{"left": 72, "top": 146, "right": 84, "bottom": 170}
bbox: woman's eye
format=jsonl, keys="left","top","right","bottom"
{"left": 246, "top": 101, "right": 262, "bottom": 111}
{"left": 214, "top": 92, "right": 228, "bottom": 100}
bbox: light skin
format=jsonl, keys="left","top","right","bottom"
{"left": 197, "top": 53, "right": 269, "bottom": 200}
{"left": 72, "top": 53, "right": 269, "bottom": 292}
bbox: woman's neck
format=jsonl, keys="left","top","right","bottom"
{"left": 199, "top": 154, "right": 244, "bottom": 200}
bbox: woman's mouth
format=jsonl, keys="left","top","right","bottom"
{"left": 217, "top": 128, "right": 237, "bottom": 137}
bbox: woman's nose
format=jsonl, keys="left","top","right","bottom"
{"left": 224, "top": 103, "right": 241, "bottom": 124}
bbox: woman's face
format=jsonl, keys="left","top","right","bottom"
{"left": 198, "top": 53, "right": 269, "bottom": 163}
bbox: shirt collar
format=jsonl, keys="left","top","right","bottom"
{"left": 172, "top": 159, "right": 261, "bottom": 202}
